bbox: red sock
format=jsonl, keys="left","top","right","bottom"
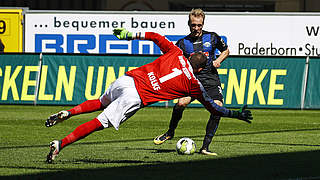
{"left": 68, "top": 99, "right": 104, "bottom": 115}
{"left": 60, "top": 118, "right": 103, "bottom": 149}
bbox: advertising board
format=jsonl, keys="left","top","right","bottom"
{"left": 0, "top": 53, "right": 311, "bottom": 109}
{"left": 25, "top": 11, "right": 320, "bottom": 56}
{"left": 0, "top": 9, "right": 24, "bottom": 52}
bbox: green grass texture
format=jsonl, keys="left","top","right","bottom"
{"left": 0, "top": 105, "right": 319, "bottom": 179}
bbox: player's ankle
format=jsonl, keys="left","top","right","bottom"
{"left": 200, "top": 145, "right": 209, "bottom": 151}
{"left": 166, "top": 130, "right": 174, "bottom": 137}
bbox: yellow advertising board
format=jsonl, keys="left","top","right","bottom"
{"left": 0, "top": 9, "right": 23, "bottom": 52}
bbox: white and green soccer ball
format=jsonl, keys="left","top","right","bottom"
{"left": 176, "top": 137, "right": 196, "bottom": 155}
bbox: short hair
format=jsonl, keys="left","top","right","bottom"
{"left": 189, "top": 52, "right": 207, "bottom": 69}
{"left": 188, "top": 8, "right": 205, "bottom": 24}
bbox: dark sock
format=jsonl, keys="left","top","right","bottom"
{"left": 167, "top": 104, "right": 185, "bottom": 135}
{"left": 201, "top": 114, "right": 221, "bottom": 150}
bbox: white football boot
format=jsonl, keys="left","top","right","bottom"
{"left": 200, "top": 148, "right": 218, "bottom": 156}
{"left": 45, "top": 111, "right": 71, "bottom": 127}
{"left": 46, "top": 140, "right": 61, "bottom": 163}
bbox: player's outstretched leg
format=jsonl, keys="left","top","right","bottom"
{"left": 46, "top": 118, "right": 104, "bottom": 163}
{"left": 200, "top": 114, "right": 220, "bottom": 156}
{"left": 45, "top": 110, "right": 71, "bottom": 127}
{"left": 45, "top": 99, "right": 104, "bottom": 128}
{"left": 154, "top": 104, "right": 185, "bottom": 145}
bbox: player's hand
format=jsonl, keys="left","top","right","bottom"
{"left": 230, "top": 105, "right": 253, "bottom": 123}
{"left": 113, "top": 28, "right": 133, "bottom": 40}
{"left": 213, "top": 60, "right": 221, "bottom": 68}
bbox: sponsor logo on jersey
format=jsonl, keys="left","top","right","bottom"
{"left": 190, "top": 51, "right": 209, "bottom": 57}
{"left": 203, "top": 42, "right": 211, "bottom": 48}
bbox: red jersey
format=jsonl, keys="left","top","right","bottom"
{"left": 126, "top": 32, "right": 230, "bottom": 117}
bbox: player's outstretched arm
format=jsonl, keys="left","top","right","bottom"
{"left": 113, "top": 28, "right": 177, "bottom": 54}
{"left": 228, "top": 105, "right": 253, "bottom": 123}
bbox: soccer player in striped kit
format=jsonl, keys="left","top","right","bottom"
{"left": 154, "top": 8, "right": 230, "bottom": 156}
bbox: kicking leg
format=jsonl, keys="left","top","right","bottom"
{"left": 200, "top": 99, "right": 223, "bottom": 156}
{"left": 154, "top": 97, "right": 191, "bottom": 145}
{"left": 200, "top": 114, "right": 220, "bottom": 156}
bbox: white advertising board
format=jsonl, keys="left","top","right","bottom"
{"left": 25, "top": 11, "right": 320, "bottom": 56}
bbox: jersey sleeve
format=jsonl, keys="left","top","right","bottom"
{"left": 144, "top": 32, "right": 179, "bottom": 54}
{"left": 175, "top": 38, "right": 190, "bottom": 58}
{"left": 212, "top": 32, "right": 228, "bottom": 52}
{"left": 175, "top": 38, "right": 183, "bottom": 48}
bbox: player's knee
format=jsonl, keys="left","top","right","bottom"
{"left": 214, "top": 100, "right": 223, "bottom": 107}
{"left": 176, "top": 101, "right": 188, "bottom": 108}
{"left": 176, "top": 97, "right": 191, "bottom": 108}
{"left": 174, "top": 103, "right": 186, "bottom": 112}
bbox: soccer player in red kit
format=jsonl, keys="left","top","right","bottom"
{"left": 45, "top": 28, "right": 252, "bottom": 163}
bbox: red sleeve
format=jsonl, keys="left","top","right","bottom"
{"left": 144, "top": 32, "right": 179, "bottom": 54}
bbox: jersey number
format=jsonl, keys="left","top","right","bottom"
{"left": 159, "top": 68, "right": 182, "bottom": 83}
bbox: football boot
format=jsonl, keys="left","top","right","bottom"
{"left": 45, "top": 110, "right": 71, "bottom": 127}
{"left": 46, "top": 140, "right": 61, "bottom": 163}
{"left": 200, "top": 148, "right": 218, "bottom": 156}
{"left": 153, "top": 132, "right": 174, "bottom": 145}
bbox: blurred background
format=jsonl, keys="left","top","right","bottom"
{"left": 0, "top": 0, "right": 319, "bottom": 12}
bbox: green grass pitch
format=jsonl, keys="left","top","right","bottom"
{"left": 0, "top": 105, "right": 319, "bottom": 179}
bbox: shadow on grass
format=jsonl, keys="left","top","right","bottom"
{"left": 1, "top": 128, "right": 320, "bottom": 150}
{"left": 6, "top": 150, "right": 320, "bottom": 180}
{"left": 123, "top": 147, "right": 176, "bottom": 153}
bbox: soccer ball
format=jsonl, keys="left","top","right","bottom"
{"left": 176, "top": 137, "right": 196, "bottom": 155}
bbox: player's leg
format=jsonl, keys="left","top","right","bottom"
{"left": 200, "top": 113, "right": 221, "bottom": 156}
{"left": 168, "top": 100, "right": 187, "bottom": 134}
{"left": 47, "top": 118, "right": 104, "bottom": 163}
{"left": 200, "top": 84, "right": 223, "bottom": 155}
{"left": 45, "top": 99, "right": 105, "bottom": 127}
{"left": 200, "top": 99, "right": 223, "bottom": 156}
{"left": 154, "top": 97, "right": 191, "bottom": 145}
{"left": 46, "top": 77, "right": 115, "bottom": 163}
{"left": 46, "top": 75, "right": 142, "bottom": 163}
